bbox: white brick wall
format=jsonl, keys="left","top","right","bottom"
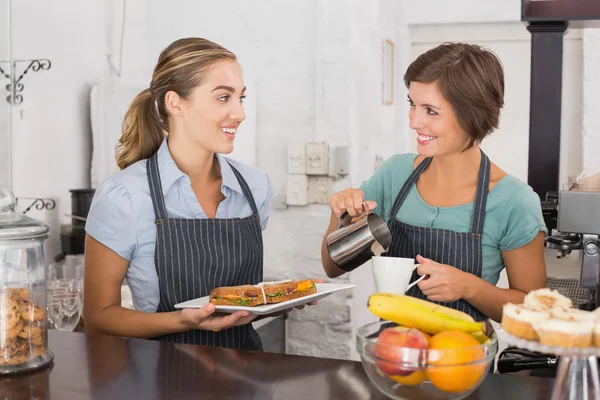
{"left": 583, "top": 29, "right": 600, "bottom": 176}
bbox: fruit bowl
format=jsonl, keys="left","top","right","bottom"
{"left": 356, "top": 321, "right": 498, "bottom": 400}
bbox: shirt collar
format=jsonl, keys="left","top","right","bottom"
{"left": 155, "top": 137, "right": 244, "bottom": 196}
{"left": 216, "top": 153, "right": 244, "bottom": 196}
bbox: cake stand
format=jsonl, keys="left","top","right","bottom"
{"left": 496, "top": 327, "right": 600, "bottom": 400}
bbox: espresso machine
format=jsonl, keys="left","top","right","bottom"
{"left": 498, "top": 187, "right": 600, "bottom": 376}
{"left": 545, "top": 189, "right": 600, "bottom": 310}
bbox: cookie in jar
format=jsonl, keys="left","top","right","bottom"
{"left": 1, "top": 288, "right": 47, "bottom": 366}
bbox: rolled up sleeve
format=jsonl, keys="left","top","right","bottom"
{"left": 85, "top": 178, "right": 137, "bottom": 260}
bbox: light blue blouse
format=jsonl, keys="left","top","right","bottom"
{"left": 85, "top": 137, "right": 273, "bottom": 312}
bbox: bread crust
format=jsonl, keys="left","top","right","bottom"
{"left": 208, "top": 285, "right": 265, "bottom": 306}
{"left": 264, "top": 280, "right": 317, "bottom": 304}
{"left": 207, "top": 280, "right": 317, "bottom": 307}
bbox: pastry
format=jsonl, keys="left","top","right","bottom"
{"left": 550, "top": 308, "right": 596, "bottom": 322}
{"left": 501, "top": 303, "right": 550, "bottom": 340}
{"left": 533, "top": 318, "right": 594, "bottom": 348}
{"left": 524, "top": 288, "right": 572, "bottom": 311}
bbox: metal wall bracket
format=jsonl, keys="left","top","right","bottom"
{"left": 15, "top": 197, "right": 57, "bottom": 214}
{"left": 0, "top": 59, "right": 52, "bottom": 105}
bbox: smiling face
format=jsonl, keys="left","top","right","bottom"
{"left": 407, "top": 81, "right": 471, "bottom": 158}
{"left": 177, "top": 59, "right": 246, "bottom": 155}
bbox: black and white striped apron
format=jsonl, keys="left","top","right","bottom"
{"left": 146, "top": 152, "right": 264, "bottom": 350}
{"left": 386, "top": 149, "right": 490, "bottom": 322}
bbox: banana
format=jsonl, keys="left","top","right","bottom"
{"left": 471, "top": 331, "right": 491, "bottom": 344}
{"left": 368, "top": 293, "right": 485, "bottom": 335}
{"left": 398, "top": 295, "right": 475, "bottom": 323}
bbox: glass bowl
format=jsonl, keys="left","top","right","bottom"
{"left": 356, "top": 321, "right": 498, "bottom": 400}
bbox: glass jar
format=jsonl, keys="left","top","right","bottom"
{"left": 0, "top": 187, "right": 53, "bottom": 374}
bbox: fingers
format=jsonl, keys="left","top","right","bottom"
{"left": 330, "top": 189, "right": 371, "bottom": 217}
{"left": 206, "top": 310, "right": 252, "bottom": 331}
{"left": 330, "top": 195, "right": 343, "bottom": 217}
{"left": 194, "top": 303, "right": 216, "bottom": 321}
{"left": 365, "top": 200, "right": 378, "bottom": 212}
{"left": 416, "top": 254, "right": 432, "bottom": 264}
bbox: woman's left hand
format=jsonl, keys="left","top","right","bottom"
{"left": 415, "top": 255, "right": 472, "bottom": 302}
{"left": 294, "top": 278, "right": 324, "bottom": 310}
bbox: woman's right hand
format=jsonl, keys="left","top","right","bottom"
{"left": 329, "top": 188, "right": 377, "bottom": 218}
{"left": 179, "top": 304, "right": 257, "bottom": 332}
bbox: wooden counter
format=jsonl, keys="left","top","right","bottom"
{"left": 0, "top": 330, "right": 554, "bottom": 400}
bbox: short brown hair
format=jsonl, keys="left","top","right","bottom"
{"left": 404, "top": 42, "right": 505, "bottom": 149}
{"left": 116, "top": 38, "right": 237, "bottom": 170}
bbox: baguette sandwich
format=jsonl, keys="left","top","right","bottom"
{"left": 208, "top": 285, "right": 266, "bottom": 307}
{"left": 260, "top": 279, "right": 317, "bottom": 304}
{"left": 208, "top": 279, "right": 317, "bottom": 307}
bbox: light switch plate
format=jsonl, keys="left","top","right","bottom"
{"left": 305, "top": 142, "right": 329, "bottom": 175}
{"left": 308, "top": 176, "right": 333, "bottom": 204}
{"left": 286, "top": 174, "right": 309, "bottom": 206}
{"left": 287, "top": 144, "right": 306, "bottom": 174}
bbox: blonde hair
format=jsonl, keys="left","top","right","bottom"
{"left": 116, "top": 38, "right": 237, "bottom": 170}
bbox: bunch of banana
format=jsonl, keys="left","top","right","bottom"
{"left": 368, "top": 293, "right": 487, "bottom": 337}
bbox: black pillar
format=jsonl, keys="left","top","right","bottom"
{"left": 526, "top": 21, "right": 568, "bottom": 199}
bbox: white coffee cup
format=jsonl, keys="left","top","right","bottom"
{"left": 371, "top": 256, "right": 425, "bottom": 294}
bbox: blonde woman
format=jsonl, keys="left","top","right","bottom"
{"left": 84, "top": 38, "right": 272, "bottom": 350}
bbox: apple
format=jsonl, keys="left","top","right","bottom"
{"left": 375, "top": 326, "right": 429, "bottom": 376}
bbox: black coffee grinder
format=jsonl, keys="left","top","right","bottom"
{"left": 55, "top": 189, "right": 95, "bottom": 262}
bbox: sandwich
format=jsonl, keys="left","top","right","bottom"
{"left": 208, "top": 279, "right": 317, "bottom": 307}
{"left": 259, "top": 279, "right": 317, "bottom": 304}
{"left": 208, "top": 285, "right": 266, "bottom": 307}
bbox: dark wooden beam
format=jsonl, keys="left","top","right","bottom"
{"left": 526, "top": 21, "right": 567, "bottom": 200}
{"left": 522, "top": 0, "right": 600, "bottom": 27}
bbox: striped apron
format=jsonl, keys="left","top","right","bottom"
{"left": 146, "top": 152, "right": 264, "bottom": 350}
{"left": 386, "top": 150, "right": 490, "bottom": 322}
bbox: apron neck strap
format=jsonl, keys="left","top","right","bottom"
{"left": 470, "top": 149, "right": 490, "bottom": 235}
{"left": 227, "top": 161, "right": 260, "bottom": 215}
{"left": 389, "top": 149, "right": 491, "bottom": 234}
{"left": 389, "top": 156, "right": 431, "bottom": 217}
{"left": 147, "top": 152, "right": 169, "bottom": 220}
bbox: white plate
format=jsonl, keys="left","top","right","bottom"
{"left": 174, "top": 283, "right": 355, "bottom": 315}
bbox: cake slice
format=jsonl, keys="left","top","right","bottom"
{"left": 501, "top": 303, "right": 550, "bottom": 340}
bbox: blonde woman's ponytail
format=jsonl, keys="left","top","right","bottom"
{"left": 116, "top": 89, "right": 166, "bottom": 170}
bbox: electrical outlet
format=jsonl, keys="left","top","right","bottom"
{"left": 287, "top": 144, "right": 306, "bottom": 174}
{"left": 305, "top": 142, "right": 329, "bottom": 175}
{"left": 308, "top": 176, "right": 333, "bottom": 204}
{"left": 329, "top": 146, "right": 350, "bottom": 176}
{"left": 286, "top": 174, "right": 309, "bottom": 206}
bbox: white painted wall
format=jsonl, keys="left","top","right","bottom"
{"left": 9, "top": 0, "right": 105, "bottom": 258}
{"left": 0, "top": 0, "right": 10, "bottom": 190}
{"left": 401, "top": 0, "right": 522, "bottom": 25}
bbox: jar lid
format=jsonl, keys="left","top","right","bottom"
{"left": 0, "top": 187, "right": 50, "bottom": 240}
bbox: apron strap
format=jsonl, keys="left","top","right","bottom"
{"left": 388, "top": 149, "right": 491, "bottom": 235}
{"left": 389, "top": 156, "right": 432, "bottom": 218}
{"left": 470, "top": 149, "right": 491, "bottom": 235}
{"left": 228, "top": 162, "right": 260, "bottom": 215}
{"left": 147, "top": 152, "right": 169, "bottom": 221}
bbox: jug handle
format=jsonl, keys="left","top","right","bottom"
{"left": 338, "top": 202, "right": 371, "bottom": 228}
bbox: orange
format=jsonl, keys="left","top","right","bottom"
{"left": 390, "top": 370, "right": 427, "bottom": 386}
{"left": 426, "top": 330, "right": 486, "bottom": 393}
